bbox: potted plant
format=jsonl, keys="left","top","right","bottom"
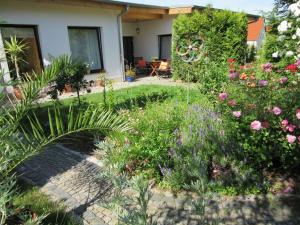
{"left": 85, "top": 63, "right": 91, "bottom": 74}
{"left": 64, "top": 83, "right": 72, "bottom": 93}
{"left": 96, "top": 70, "right": 106, "bottom": 87}
{"left": 4, "top": 36, "right": 28, "bottom": 100}
{"left": 126, "top": 66, "right": 136, "bottom": 82}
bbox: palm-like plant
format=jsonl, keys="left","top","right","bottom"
{"left": 0, "top": 54, "right": 130, "bottom": 183}
{"left": 4, "top": 36, "right": 28, "bottom": 80}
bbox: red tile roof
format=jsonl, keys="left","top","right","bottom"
{"left": 247, "top": 17, "right": 264, "bottom": 41}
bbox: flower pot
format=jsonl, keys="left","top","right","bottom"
{"left": 96, "top": 80, "right": 105, "bottom": 87}
{"left": 64, "top": 84, "right": 72, "bottom": 93}
{"left": 126, "top": 76, "right": 135, "bottom": 82}
{"left": 13, "top": 86, "right": 23, "bottom": 100}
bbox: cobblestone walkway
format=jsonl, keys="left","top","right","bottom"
{"left": 17, "top": 145, "right": 300, "bottom": 225}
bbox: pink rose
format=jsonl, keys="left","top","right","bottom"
{"left": 233, "top": 111, "right": 242, "bottom": 118}
{"left": 287, "top": 124, "right": 296, "bottom": 133}
{"left": 219, "top": 93, "right": 228, "bottom": 101}
{"left": 287, "top": 134, "right": 296, "bottom": 144}
{"left": 251, "top": 120, "right": 262, "bottom": 131}
{"left": 272, "top": 107, "right": 282, "bottom": 116}
{"left": 279, "top": 77, "right": 288, "bottom": 84}
{"left": 296, "top": 109, "right": 300, "bottom": 120}
{"left": 228, "top": 100, "right": 237, "bottom": 106}
{"left": 281, "top": 119, "right": 289, "bottom": 127}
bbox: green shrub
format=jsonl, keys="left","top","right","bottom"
{"left": 172, "top": 8, "right": 248, "bottom": 82}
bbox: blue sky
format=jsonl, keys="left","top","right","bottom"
{"left": 113, "top": 0, "right": 275, "bottom": 15}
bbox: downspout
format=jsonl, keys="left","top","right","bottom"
{"left": 117, "top": 5, "right": 129, "bottom": 82}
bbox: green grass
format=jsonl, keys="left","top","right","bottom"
{"left": 12, "top": 181, "right": 80, "bottom": 225}
{"left": 38, "top": 85, "right": 198, "bottom": 108}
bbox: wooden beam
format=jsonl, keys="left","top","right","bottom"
{"left": 168, "top": 7, "right": 193, "bottom": 15}
{"left": 129, "top": 7, "right": 168, "bottom": 15}
{"left": 122, "top": 13, "right": 163, "bottom": 21}
{"left": 18, "top": 0, "right": 124, "bottom": 10}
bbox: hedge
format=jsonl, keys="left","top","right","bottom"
{"left": 172, "top": 8, "right": 248, "bottom": 82}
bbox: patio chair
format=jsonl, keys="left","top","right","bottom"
{"left": 135, "top": 59, "right": 149, "bottom": 75}
{"left": 155, "top": 61, "right": 172, "bottom": 78}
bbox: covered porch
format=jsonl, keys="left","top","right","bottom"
{"left": 121, "top": 6, "right": 191, "bottom": 76}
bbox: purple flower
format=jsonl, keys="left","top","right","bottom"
{"left": 258, "top": 80, "right": 268, "bottom": 87}
{"left": 219, "top": 93, "right": 228, "bottom": 101}
{"left": 262, "top": 63, "right": 272, "bottom": 72}
{"left": 158, "top": 164, "right": 172, "bottom": 177}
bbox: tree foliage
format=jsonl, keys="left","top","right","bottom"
{"left": 172, "top": 8, "right": 248, "bottom": 82}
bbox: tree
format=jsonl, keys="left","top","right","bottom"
{"left": 275, "top": 0, "right": 297, "bottom": 13}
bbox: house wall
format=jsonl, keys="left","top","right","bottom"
{"left": 0, "top": 0, "right": 123, "bottom": 81}
{"left": 122, "top": 15, "right": 176, "bottom": 61}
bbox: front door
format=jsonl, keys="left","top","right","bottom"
{"left": 123, "top": 36, "right": 134, "bottom": 67}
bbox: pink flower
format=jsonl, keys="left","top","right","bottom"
{"left": 279, "top": 77, "right": 288, "bottom": 84}
{"left": 229, "top": 72, "right": 239, "bottom": 80}
{"left": 287, "top": 134, "right": 296, "bottom": 144}
{"left": 258, "top": 80, "right": 268, "bottom": 87}
{"left": 287, "top": 124, "right": 296, "bottom": 133}
{"left": 272, "top": 107, "right": 282, "bottom": 116}
{"left": 233, "top": 111, "right": 242, "bottom": 118}
{"left": 228, "top": 100, "right": 237, "bottom": 106}
{"left": 262, "top": 63, "right": 272, "bottom": 72}
{"left": 219, "top": 93, "right": 228, "bottom": 101}
{"left": 251, "top": 120, "right": 262, "bottom": 131}
{"left": 281, "top": 119, "right": 289, "bottom": 127}
{"left": 296, "top": 109, "right": 300, "bottom": 119}
{"left": 296, "top": 60, "right": 300, "bottom": 67}
{"left": 298, "top": 136, "right": 300, "bottom": 143}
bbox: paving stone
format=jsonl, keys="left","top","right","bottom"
{"left": 17, "top": 145, "right": 300, "bottom": 225}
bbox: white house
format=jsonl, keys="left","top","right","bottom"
{"left": 0, "top": 0, "right": 265, "bottom": 88}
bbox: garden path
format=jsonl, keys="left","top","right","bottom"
{"left": 17, "top": 145, "right": 300, "bottom": 225}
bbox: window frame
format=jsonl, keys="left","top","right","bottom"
{"left": 0, "top": 24, "right": 44, "bottom": 71}
{"left": 67, "top": 26, "right": 104, "bottom": 73}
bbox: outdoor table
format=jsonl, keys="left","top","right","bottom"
{"left": 149, "top": 61, "right": 161, "bottom": 76}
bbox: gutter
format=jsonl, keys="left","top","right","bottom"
{"left": 117, "top": 5, "right": 129, "bottom": 82}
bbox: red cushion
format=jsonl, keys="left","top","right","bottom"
{"left": 138, "top": 60, "right": 147, "bottom": 68}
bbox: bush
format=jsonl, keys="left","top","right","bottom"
{"left": 217, "top": 60, "right": 300, "bottom": 170}
{"left": 172, "top": 8, "right": 248, "bottom": 83}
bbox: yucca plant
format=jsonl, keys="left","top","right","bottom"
{"left": 4, "top": 36, "right": 28, "bottom": 80}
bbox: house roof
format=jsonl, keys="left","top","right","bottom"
{"left": 247, "top": 17, "right": 265, "bottom": 41}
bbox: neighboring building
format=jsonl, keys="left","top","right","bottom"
{"left": 247, "top": 17, "right": 266, "bottom": 49}
{"left": 0, "top": 0, "right": 265, "bottom": 87}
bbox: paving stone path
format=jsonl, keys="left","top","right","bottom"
{"left": 17, "top": 145, "right": 300, "bottom": 225}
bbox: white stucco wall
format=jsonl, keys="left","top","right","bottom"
{"left": 122, "top": 15, "right": 176, "bottom": 61}
{"left": 0, "top": 0, "right": 123, "bottom": 79}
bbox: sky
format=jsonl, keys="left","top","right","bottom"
{"left": 112, "top": 0, "right": 275, "bottom": 15}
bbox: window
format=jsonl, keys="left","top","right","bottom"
{"left": 68, "top": 27, "right": 103, "bottom": 73}
{"left": 0, "top": 25, "right": 43, "bottom": 79}
{"left": 159, "top": 34, "right": 172, "bottom": 60}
